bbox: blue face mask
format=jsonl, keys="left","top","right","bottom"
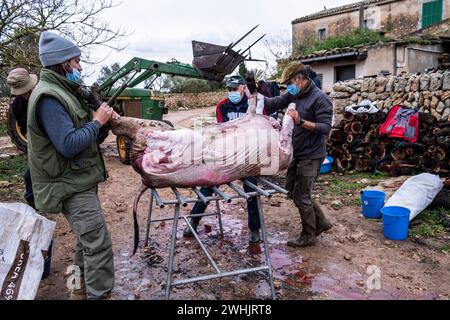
{"left": 228, "top": 91, "right": 242, "bottom": 104}
{"left": 67, "top": 69, "right": 82, "bottom": 83}
{"left": 287, "top": 83, "right": 300, "bottom": 96}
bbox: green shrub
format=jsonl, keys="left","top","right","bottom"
{"left": 299, "top": 28, "right": 387, "bottom": 56}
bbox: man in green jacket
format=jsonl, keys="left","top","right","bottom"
{"left": 28, "top": 31, "right": 118, "bottom": 300}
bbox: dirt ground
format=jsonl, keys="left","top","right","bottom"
{"left": 2, "top": 107, "right": 450, "bottom": 300}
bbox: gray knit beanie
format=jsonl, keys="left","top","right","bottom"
{"left": 39, "top": 31, "right": 81, "bottom": 67}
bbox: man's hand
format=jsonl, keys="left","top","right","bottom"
{"left": 287, "top": 109, "right": 301, "bottom": 125}
{"left": 93, "top": 103, "right": 114, "bottom": 126}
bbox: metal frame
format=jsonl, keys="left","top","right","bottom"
{"left": 142, "top": 177, "right": 289, "bottom": 300}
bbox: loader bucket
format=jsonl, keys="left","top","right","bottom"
{"left": 192, "top": 40, "right": 245, "bottom": 82}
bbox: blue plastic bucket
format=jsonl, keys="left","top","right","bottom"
{"left": 360, "top": 190, "right": 386, "bottom": 219}
{"left": 320, "top": 156, "right": 334, "bottom": 174}
{"left": 381, "top": 206, "right": 410, "bottom": 240}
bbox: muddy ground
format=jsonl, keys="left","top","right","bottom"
{"left": 1, "top": 108, "right": 450, "bottom": 300}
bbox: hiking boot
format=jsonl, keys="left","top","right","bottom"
{"left": 249, "top": 230, "right": 261, "bottom": 244}
{"left": 183, "top": 219, "right": 199, "bottom": 238}
{"left": 316, "top": 222, "right": 333, "bottom": 236}
{"left": 287, "top": 235, "right": 316, "bottom": 248}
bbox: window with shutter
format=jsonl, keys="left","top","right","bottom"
{"left": 422, "top": 0, "right": 443, "bottom": 28}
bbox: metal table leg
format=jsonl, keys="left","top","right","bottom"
{"left": 144, "top": 190, "right": 154, "bottom": 248}
{"left": 165, "top": 203, "right": 181, "bottom": 300}
{"left": 256, "top": 194, "right": 276, "bottom": 300}
{"left": 215, "top": 200, "right": 224, "bottom": 238}
{"left": 133, "top": 181, "right": 286, "bottom": 300}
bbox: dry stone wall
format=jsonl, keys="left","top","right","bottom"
{"left": 331, "top": 70, "right": 450, "bottom": 123}
{"left": 163, "top": 92, "right": 226, "bottom": 111}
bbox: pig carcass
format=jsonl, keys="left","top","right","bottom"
{"left": 110, "top": 100, "right": 295, "bottom": 254}
{"left": 110, "top": 105, "right": 295, "bottom": 188}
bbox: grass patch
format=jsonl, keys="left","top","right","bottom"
{"left": 441, "top": 245, "right": 450, "bottom": 253}
{"left": 349, "top": 197, "right": 362, "bottom": 207}
{"left": 0, "top": 123, "right": 7, "bottom": 137}
{"left": 351, "top": 171, "right": 388, "bottom": 180}
{"left": 329, "top": 180, "right": 370, "bottom": 196}
{"left": 410, "top": 209, "right": 448, "bottom": 238}
{"left": 0, "top": 155, "right": 26, "bottom": 183}
{"left": 0, "top": 155, "right": 26, "bottom": 202}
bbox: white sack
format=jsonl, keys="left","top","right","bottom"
{"left": 0, "top": 203, "right": 56, "bottom": 300}
{"left": 384, "top": 174, "right": 444, "bottom": 221}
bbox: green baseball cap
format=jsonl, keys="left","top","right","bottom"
{"left": 225, "top": 75, "right": 245, "bottom": 88}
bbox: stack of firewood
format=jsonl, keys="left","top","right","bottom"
{"left": 327, "top": 111, "right": 450, "bottom": 177}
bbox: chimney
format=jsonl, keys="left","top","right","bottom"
{"left": 359, "top": 1, "right": 365, "bottom": 29}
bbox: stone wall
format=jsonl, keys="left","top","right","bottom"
{"left": 163, "top": 91, "right": 226, "bottom": 111}
{"left": 331, "top": 69, "right": 450, "bottom": 123}
{"left": 0, "top": 98, "right": 8, "bottom": 123}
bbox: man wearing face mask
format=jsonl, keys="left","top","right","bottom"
{"left": 27, "top": 31, "right": 119, "bottom": 300}
{"left": 261, "top": 61, "right": 333, "bottom": 248}
{"left": 183, "top": 75, "right": 264, "bottom": 245}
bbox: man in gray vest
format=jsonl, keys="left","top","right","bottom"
{"left": 27, "top": 31, "right": 118, "bottom": 300}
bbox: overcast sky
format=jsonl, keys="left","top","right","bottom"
{"left": 85, "top": 0, "right": 357, "bottom": 84}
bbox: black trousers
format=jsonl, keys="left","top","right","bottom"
{"left": 23, "top": 166, "right": 35, "bottom": 208}
{"left": 190, "top": 177, "right": 261, "bottom": 232}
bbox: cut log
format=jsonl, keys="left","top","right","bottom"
{"left": 355, "top": 159, "right": 368, "bottom": 171}
{"left": 355, "top": 113, "right": 369, "bottom": 122}
{"left": 391, "top": 149, "right": 406, "bottom": 161}
{"left": 350, "top": 122, "right": 363, "bottom": 134}
{"left": 343, "top": 112, "right": 355, "bottom": 122}
{"left": 335, "top": 158, "right": 344, "bottom": 173}
{"left": 347, "top": 134, "right": 354, "bottom": 143}
{"left": 327, "top": 110, "right": 449, "bottom": 177}
{"left": 330, "top": 130, "right": 345, "bottom": 142}
{"left": 436, "top": 147, "right": 446, "bottom": 161}
{"left": 404, "top": 147, "right": 414, "bottom": 157}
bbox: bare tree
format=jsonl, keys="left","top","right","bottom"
{"left": 263, "top": 30, "right": 292, "bottom": 79}
{"left": 96, "top": 62, "right": 130, "bottom": 87}
{"left": 145, "top": 75, "right": 169, "bottom": 92}
{"left": 0, "top": 0, "right": 128, "bottom": 76}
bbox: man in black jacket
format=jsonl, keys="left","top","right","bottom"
{"left": 261, "top": 61, "right": 333, "bottom": 247}
{"left": 7, "top": 68, "right": 38, "bottom": 208}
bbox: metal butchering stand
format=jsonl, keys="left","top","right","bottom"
{"left": 142, "top": 177, "right": 289, "bottom": 300}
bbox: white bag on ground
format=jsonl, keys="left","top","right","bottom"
{"left": 384, "top": 174, "right": 444, "bottom": 221}
{"left": 0, "top": 203, "right": 56, "bottom": 300}
{"left": 345, "top": 99, "right": 379, "bottom": 114}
